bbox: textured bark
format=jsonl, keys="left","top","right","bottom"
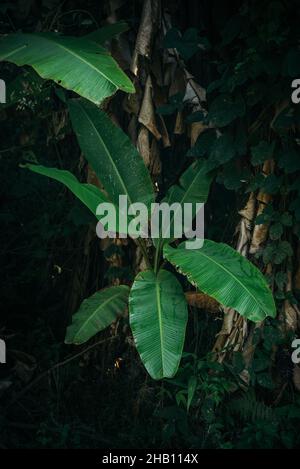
{"left": 213, "top": 193, "right": 256, "bottom": 359}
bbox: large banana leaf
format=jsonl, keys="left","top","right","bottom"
{"left": 153, "top": 160, "right": 213, "bottom": 248}
{"left": 129, "top": 269, "right": 188, "bottom": 379}
{"left": 23, "top": 163, "right": 108, "bottom": 219}
{"left": 66, "top": 285, "right": 130, "bottom": 344}
{"left": 68, "top": 99, "right": 154, "bottom": 212}
{"left": 164, "top": 241, "right": 276, "bottom": 322}
{"left": 0, "top": 32, "right": 134, "bottom": 105}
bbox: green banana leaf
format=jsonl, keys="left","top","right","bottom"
{"left": 68, "top": 98, "right": 155, "bottom": 213}
{"left": 164, "top": 240, "right": 276, "bottom": 322}
{"left": 0, "top": 32, "right": 134, "bottom": 105}
{"left": 23, "top": 164, "right": 108, "bottom": 219}
{"left": 153, "top": 159, "right": 213, "bottom": 248}
{"left": 65, "top": 285, "right": 130, "bottom": 344}
{"left": 129, "top": 269, "right": 188, "bottom": 379}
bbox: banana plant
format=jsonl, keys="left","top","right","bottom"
{"left": 2, "top": 26, "right": 276, "bottom": 380}
{"left": 23, "top": 98, "right": 276, "bottom": 380}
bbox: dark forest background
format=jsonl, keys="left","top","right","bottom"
{"left": 1, "top": 0, "right": 300, "bottom": 449}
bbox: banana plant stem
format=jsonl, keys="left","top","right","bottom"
{"left": 154, "top": 243, "right": 162, "bottom": 274}
{"left": 136, "top": 238, "right": 152, "bottom": 270}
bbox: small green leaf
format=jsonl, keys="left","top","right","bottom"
{"left": 272, "top": 107, "right": 295, "bottom": 131}
{"left": 275, "top": 272, "right": 288, "bottom": 290}
{"left": 185, "top": 111, "right": 206, "bottom": 123}
{"left": 65, "top": 285, "right": 130, "bottom": 344}
{"left": 218, "top": 161, "right": 250, "bottom": 191}
{"left": 256, "top": 372, "right": 274, "bottom": 390}
{"left": 157, "top": 92, "right": 185, "bottom": 115}
{"left": 163, "top": 28, "right": 208, "bottom": 60}
{"left": 210, "top": 132, "right": 236, "bottom": 163}
{"left": 280, "top": 212, "right": 293, "bottom": 227}
{"left": 269, "top": 222, "right": 283, "bottom": 240}
{"left": 255, "top": 204, "right": 275, "bottom": 225}
{"left": 278, "top": 148, "right": 300, "bottom": 174}
{"left": 153, "top": 159, "right": 213, "bottom": 248}
{"left": 187, "top": 129, "right": 216, "bottom": 157}
{"left": 252, "top": 357, "right": 270, "bottom": 373}
{"left": 251, "top": 141, "right": 275, "bottom": 166}
{"left": 187, "top": 376, "right": 197, "bottom": 411}
{"left": 263, "top": 241, "right": 293, "bottom": 265}
{"left": 262, "top": 174, "right": 282, "bottom": 194}
{"left": 208, "top": 93, "right": 245, "bottom": 127}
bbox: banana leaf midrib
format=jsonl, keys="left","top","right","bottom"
{"left": 155, "top": 278, "right": 166, "bottom": 374}
{"left": 79, "top": 103, "right": 135, "bottom": 207}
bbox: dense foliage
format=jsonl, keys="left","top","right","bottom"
{"left": 0, "top": 0, "right": 300, "bottom": 449}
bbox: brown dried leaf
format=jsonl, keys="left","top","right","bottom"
{"left": 157, "top": 115, "right": 171, "bottom": 148}
{"left": 138, "top": 75, "right": 161, "bottom": 140}
{"left": 137, "top": 126, "right": 151, "bottom": 167}
{"left": 127, "top": 115, "right": 138, "bottom": 144}
{"left": 184, "top": 71, "right": 206, "bottom": 104}
{"left": 190, "top": 122, "right": 207, "bottom": 147}
{"left": 131, "top": 0, "right": 161, "bottom": 75}
{"left": 174, "top": 111, "right": 185, "bottom": 135}
{"left": 185, "top": 291, "right": 219, "bottom": 313}
{"left": 148, "top": 138, "right": 161, "bottom": 178}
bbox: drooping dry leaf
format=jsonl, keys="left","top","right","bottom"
{"left": 149, "top": 137, "right": 161, "bottom": 178}
{"left": 137, "top": 125, "right": 151, "bottom": 167}
{"left": 157, "top": 115, "right": 171, "bottom": 147}
{"left": 163, "top": 61, "right": 177, "bottom": 87}
{"left": 185, "top": 291, "right": 219, "bottom": 313}
{"left": 138, "top": 75, "right": 161, "bottom": 140}
{"left": 168, "top": 67, "right": 186, "bottom": 97}
{"left": 284, "top": 301, "right": 299, "bottom": 330}
{"left": 127, "top": 115, "right": 138, "bottom": 144}
{"left": 131, "top": 0, "right": 161, "bottom": 75}
{"left": 123, "top": 84, "right": 142, "bottom": 116}
{"left": 184, "top": 70, "right": 206, "bottom": 104}
{"left": 190, "top": 122, "right": 207, "bottom": 147}
{"left": 174, "top": 110, "right": 185, "bottom": 135}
